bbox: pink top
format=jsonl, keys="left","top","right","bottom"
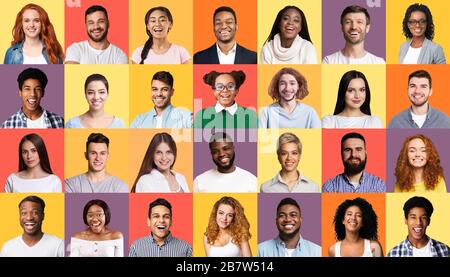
{"left": 131, "top": 43, "right": 191, "bottom": 64}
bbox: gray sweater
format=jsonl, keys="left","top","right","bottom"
{"left": 388, "top": 105, "right": 450, "bottom": 128}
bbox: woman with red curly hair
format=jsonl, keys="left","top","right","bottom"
{"left": 203, "top": 196, "right": 252, "bottom": 257}
{"left": 4, "top": 3, "right": 64, "bottom": 64}
{"left": 395, "top": 134, "right": 446, "bottom": 192}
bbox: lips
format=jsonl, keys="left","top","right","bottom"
{"left": 24, "top": 222, "right": 37, "bottom": 231}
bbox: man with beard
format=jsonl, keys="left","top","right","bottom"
{"left": 258, "top": 198, "right": 321, "bottom": 257}
{"left": 194, "top": 6, "right": 257, "bottom": 64}
{"left": 65, "top": 5, "right": 128, "bottom": 64}
{"left": 323, "top": 5, "right": 384, "bottom": 64}
{"left": 129, "top": 198, "right": 192, "bottom": 257}
{"left": 322, "top": 132, "right": 385, "bottom": 192}
{"left": 194, "top": 132, "right": 257, "bottom": 192}
{"left": 1, "top": 196, "right": 64, "bottom": 257}
{"left": 65, "top": 133, "right": 129, "bottom": 193}
{"left": 388, "top": 196, "right": 450, "bottom": 257}
{"left": 130, "top": 71, "right": 192, "bottom": 128}
{"left": 389, "top": 70, "right": 450, "bottom": 128}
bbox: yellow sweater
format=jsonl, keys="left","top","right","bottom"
{"left": 395, "top": 177, "right": 447, "bottom": 192}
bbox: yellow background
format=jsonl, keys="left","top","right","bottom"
{"left": 258, "top": 64, "right": 321, "bottom": 115}
{"left": 386, "top": 0, "right": 450, "bottom": 64}
{"left": 128, "top": 129, "right": 193, "bottom": 191}
{"left": 129, "top": 64, "right": 193, "bottom": 123}
{"left": 0, "top": 193, "right": 65, "bottom": 251}
{"left": 64, "top": 65, "right": 130, "bottom": 126}
{"left": 129, "top": 0, "right": 193, "bottom": 60}
{"left": 386, "top": 193, "right": 450, "bottom": 253}
{"left": 257, "top": 0, "right": 322, "bottom": 62}
{"left": 64, "top": 129, "right": 130, "bottom": 190}
{"left": 193, "top": 193, "right": 258, "bottom": 257}
{"left": 258, "top": 128, "right": 322, "bottom": 189}
{"left": 321, "top": 65, "right": 386, "bottom": 127}
{"left": 1, "top": 0, "right": 65, "bottom": 62}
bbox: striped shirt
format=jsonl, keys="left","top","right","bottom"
{"left": 388, "top": 236, "right": 450, "bottom": 257}
{"left": 322, "top": 171, "right": 386, "bottom": 193}
{"left": 2, "top": 109, "right": 64, "bottom": 128}
{"left": 128, "top": 233, "right": 192, "bottom": 257}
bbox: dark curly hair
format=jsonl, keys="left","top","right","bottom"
{"left": 333, "top": 198, "right": 378, "bottom": 241}
{"left": 203, "top": 70, "right": 246, "bottom": 90}
{"left": 402, "top": 3, "right": 434, "bottom": 40}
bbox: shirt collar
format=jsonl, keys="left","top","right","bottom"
{"left": 151, "top": 104, "right": 173, "bottom": 118}
{"left": 275, "top": 235, "right": 303, "bottom": 249}
{"left": 275, "top": 171, "right": 307, "bottom": 185}
{"left": 150, "top": 232, "right": 173, "bottom": 245}
{"left": 343, "top": 171, "right": 366, "bottom": 184}
{"left": 216, "top": 42, "right": 237, "bottom": 56}
{"left": 215, "top": 102, "right": 238, "bottom": 115}
{"left": 404, "top": 235, "right": 432, "bottom": 249}
{"left": 19, "top": 108, "right": 46, "bottom": 121}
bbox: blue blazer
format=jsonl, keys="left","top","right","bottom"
{"left": 194, "top": 43, "right": 257, "bottom": 64}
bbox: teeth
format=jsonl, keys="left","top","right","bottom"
{"left": 284, "top": 224, "right": 294, "bottom": 230}
{"left": 413, "top": 227, "right": 422, "bottom": 233}
{"left": 25, "top": 222, "right": 35, "bottom": 226}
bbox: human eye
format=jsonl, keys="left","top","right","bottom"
{"left": 226, "top": 83, "right": 236, "bottom": 90}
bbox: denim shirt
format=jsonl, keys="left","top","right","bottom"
{"left": 4, "top": 42, "right": 53, "bottom": 64}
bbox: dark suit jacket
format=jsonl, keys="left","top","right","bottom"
{"left": 194, "top": 43, "right": 257, "bottom": 64}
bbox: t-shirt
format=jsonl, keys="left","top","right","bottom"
{"left": 194, "top": 167, "right": 257, "bottom": 192}
{"left": 411, "top": 112, "right": 427, "bottom": 128}
{"left": 4, "top": 173, "right": 62, "bottom": 193}
{"left": 1, "top": 234, "right": 64, "bottom": 257}
{"left": 322, "top": 115, "right": 383, "bottom": 128}
{"left": 402, "top": 46, "right": 421, "bottom": 64}
{"left": 412, "top": 240, "right": 432, "bottom": 257}
{"left": 131, "top": 44, "right": 190, "bottom": 64}
{"left": 65, "top": 41, "right": 128, "bottom": 64}
{"left": 322, "top": 50, "right": 385, "bottom": 64}
{"left": 26, "top": 113, "right": 45, "bottom": 128}
{"left": 65, "top": 116, "right": 125, "bottom": 128}
{"left": 65, "top": 174, "right": 129, "bottom": 193}
{"left": 23, "top": 53, "right": 47, "bottom": 64}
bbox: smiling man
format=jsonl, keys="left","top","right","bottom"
{"left": 65, "top": 5, "right": 128, "bottom": 64}
{"left": 194, "top": 132, "right": 257, "bottom": 192}
{"left": 322, "top": 132, "right": 385, "bottom": 193}
{"left": 1, "top": 196, "right": 64, "bottom": 257}
{"left": 323, "top": 5, "right": 384, "bottom": 64}
{"left": 194, "top": 6, "right": 256, "bottom": 64}
{"left": 2, "top": 68, "right": 64, "bottom": 128}
{"left": 388, "top": 196, "right": 450, "bottom": 257}
{"left": 129, "top": 198, "right": 192, "bottom": 257}
{"left": 65, "top": 133, "right": 128, "bottom": 193}
{"left": 130, "top": 71, "right": 192, "bottom": 128}
{"left": 258, "top": 198, "right": 321, "bottom": 257}
{"left": 388, "top": 70, "right": 450, "bottom": 128}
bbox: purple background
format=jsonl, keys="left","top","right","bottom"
{"left": 193, "top": 128, "right": 257, "bottom": 177}
{"left": 64, "top": 193, "right": 129, "bottom": 257}
{"left": 0, "top": 65, "right": 64, "bottom": 123}
{"left": 386, "top": 129, "right": 450, "bottom": 192}
{"left": 258, "top": 193, "right": 322, "bottom": 246}
{"left": 322, "top": 0, "right": 386, "bottom": 59}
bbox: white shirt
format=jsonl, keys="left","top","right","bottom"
{"left": 26, "top": 112, "right": 46, "bottom": 128}
{"left": 402, "top": 46, "right": 421, "bottom": 64}
{"left": 217, "top": 42, "right": 237, "bottom": 64}
{"left": 194, "top": 166, "right": 257, "bottom": 192}
{"left": 260, "top": 34, "right": 317, "bottom": 64}
{"left": 1, "top": 234, "right": 64, "bottom": 257}
{"left": 322, "top": 50, "right": 385, "bottom": 64}
{"left": 214, "top": 102, "right": 238, "bottom": 116}
{"left": 135, "top": 169, "right": 190, "bottom": 192}
{"left": 65, "top": 41, "right": 128, "bottom": 64}
{"left": 70, "top": 237, "right": 124, "bottom": 257}
{"left": 322, "top": 115, "right": 383, "bottom": 128}
{"left": 23, "top": 53, "right": 48, "bottom": 64}
{"left": 411, "top": 112, "right": 427, "bottom": 128}
{"left": 412, "top": 240, "right": 432, "bottom": 257}
{"left": 155, "top": 115, "right": 163, "bottom": 128}
{"left": 5, "top": 173, "right": 62, "bottom": 193}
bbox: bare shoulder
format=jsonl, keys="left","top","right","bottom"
{"left": 73, "top": 231, "right": 87, "bottom": 239}
{"left": 370, "top": 240, "right": 384, "bottom": 257}
{"left": 328, "top": 243, "right": 336, "bottom": 257}
{"left": 110, "top": 230, "right": 123, "bottom": 240}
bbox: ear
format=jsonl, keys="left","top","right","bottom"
{"left": 84, "top": 152, "right": 88, "bottom": 160}
{"left": 147, "top": 218, "right": 151, "bottom": 227}
{"left": 429, "top": 88, "right": 432, "bottom": 97}
{"left": 365, "top": 24, "right": 371, "bottom": 34}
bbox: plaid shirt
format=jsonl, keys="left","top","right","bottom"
{"left": 2, "top": 109, "right": 64, "bottom": 128}
{"left": 322, "top": 171, "right": 386, "bottom": 193}
{"left": 388, "top": 236, "right": 450, "bottom": 257}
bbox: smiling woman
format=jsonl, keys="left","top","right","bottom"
{"left": 70, "top": 199, "right": 123, "bottom": 257}
{"left": 4, "top": 133, "right": 62, "bottom": 193}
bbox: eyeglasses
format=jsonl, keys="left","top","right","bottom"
{"left": 213, "top": 83, "right": 236, "bottom": 92}
{"left": 87, "top": 213, "right": 105, "bottom": 219}
{"left": 407, "top": 20, "right": 427, "bottom": 26}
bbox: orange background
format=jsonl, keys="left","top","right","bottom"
{"left": 128, "top": 129, "right": 193, "bottom": 192}
{"left": 193, "top": 0, "right": 257, "bottom": 53}
{"left": 0, "top": 129, "right": 64, "bottom": 192}
{"left": 193, "top": 64, "right": 257, "bottom": 112}
{"left": 257, "top": 64, "right": 321, "bottom": 115}
{"left": 64, "top": 0, "right": 129, "bottom": 55}
{"left": 128, "top": 193, "right": 193, "bottom": 247}
{"left": 321, "top": 129, "right": 386, "bottom": 186}
{"left": 321, "top": 193, "right": 386, "bottom": 257}
{"left": 386, "top": 65, "right": 450, "bottom": 124}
